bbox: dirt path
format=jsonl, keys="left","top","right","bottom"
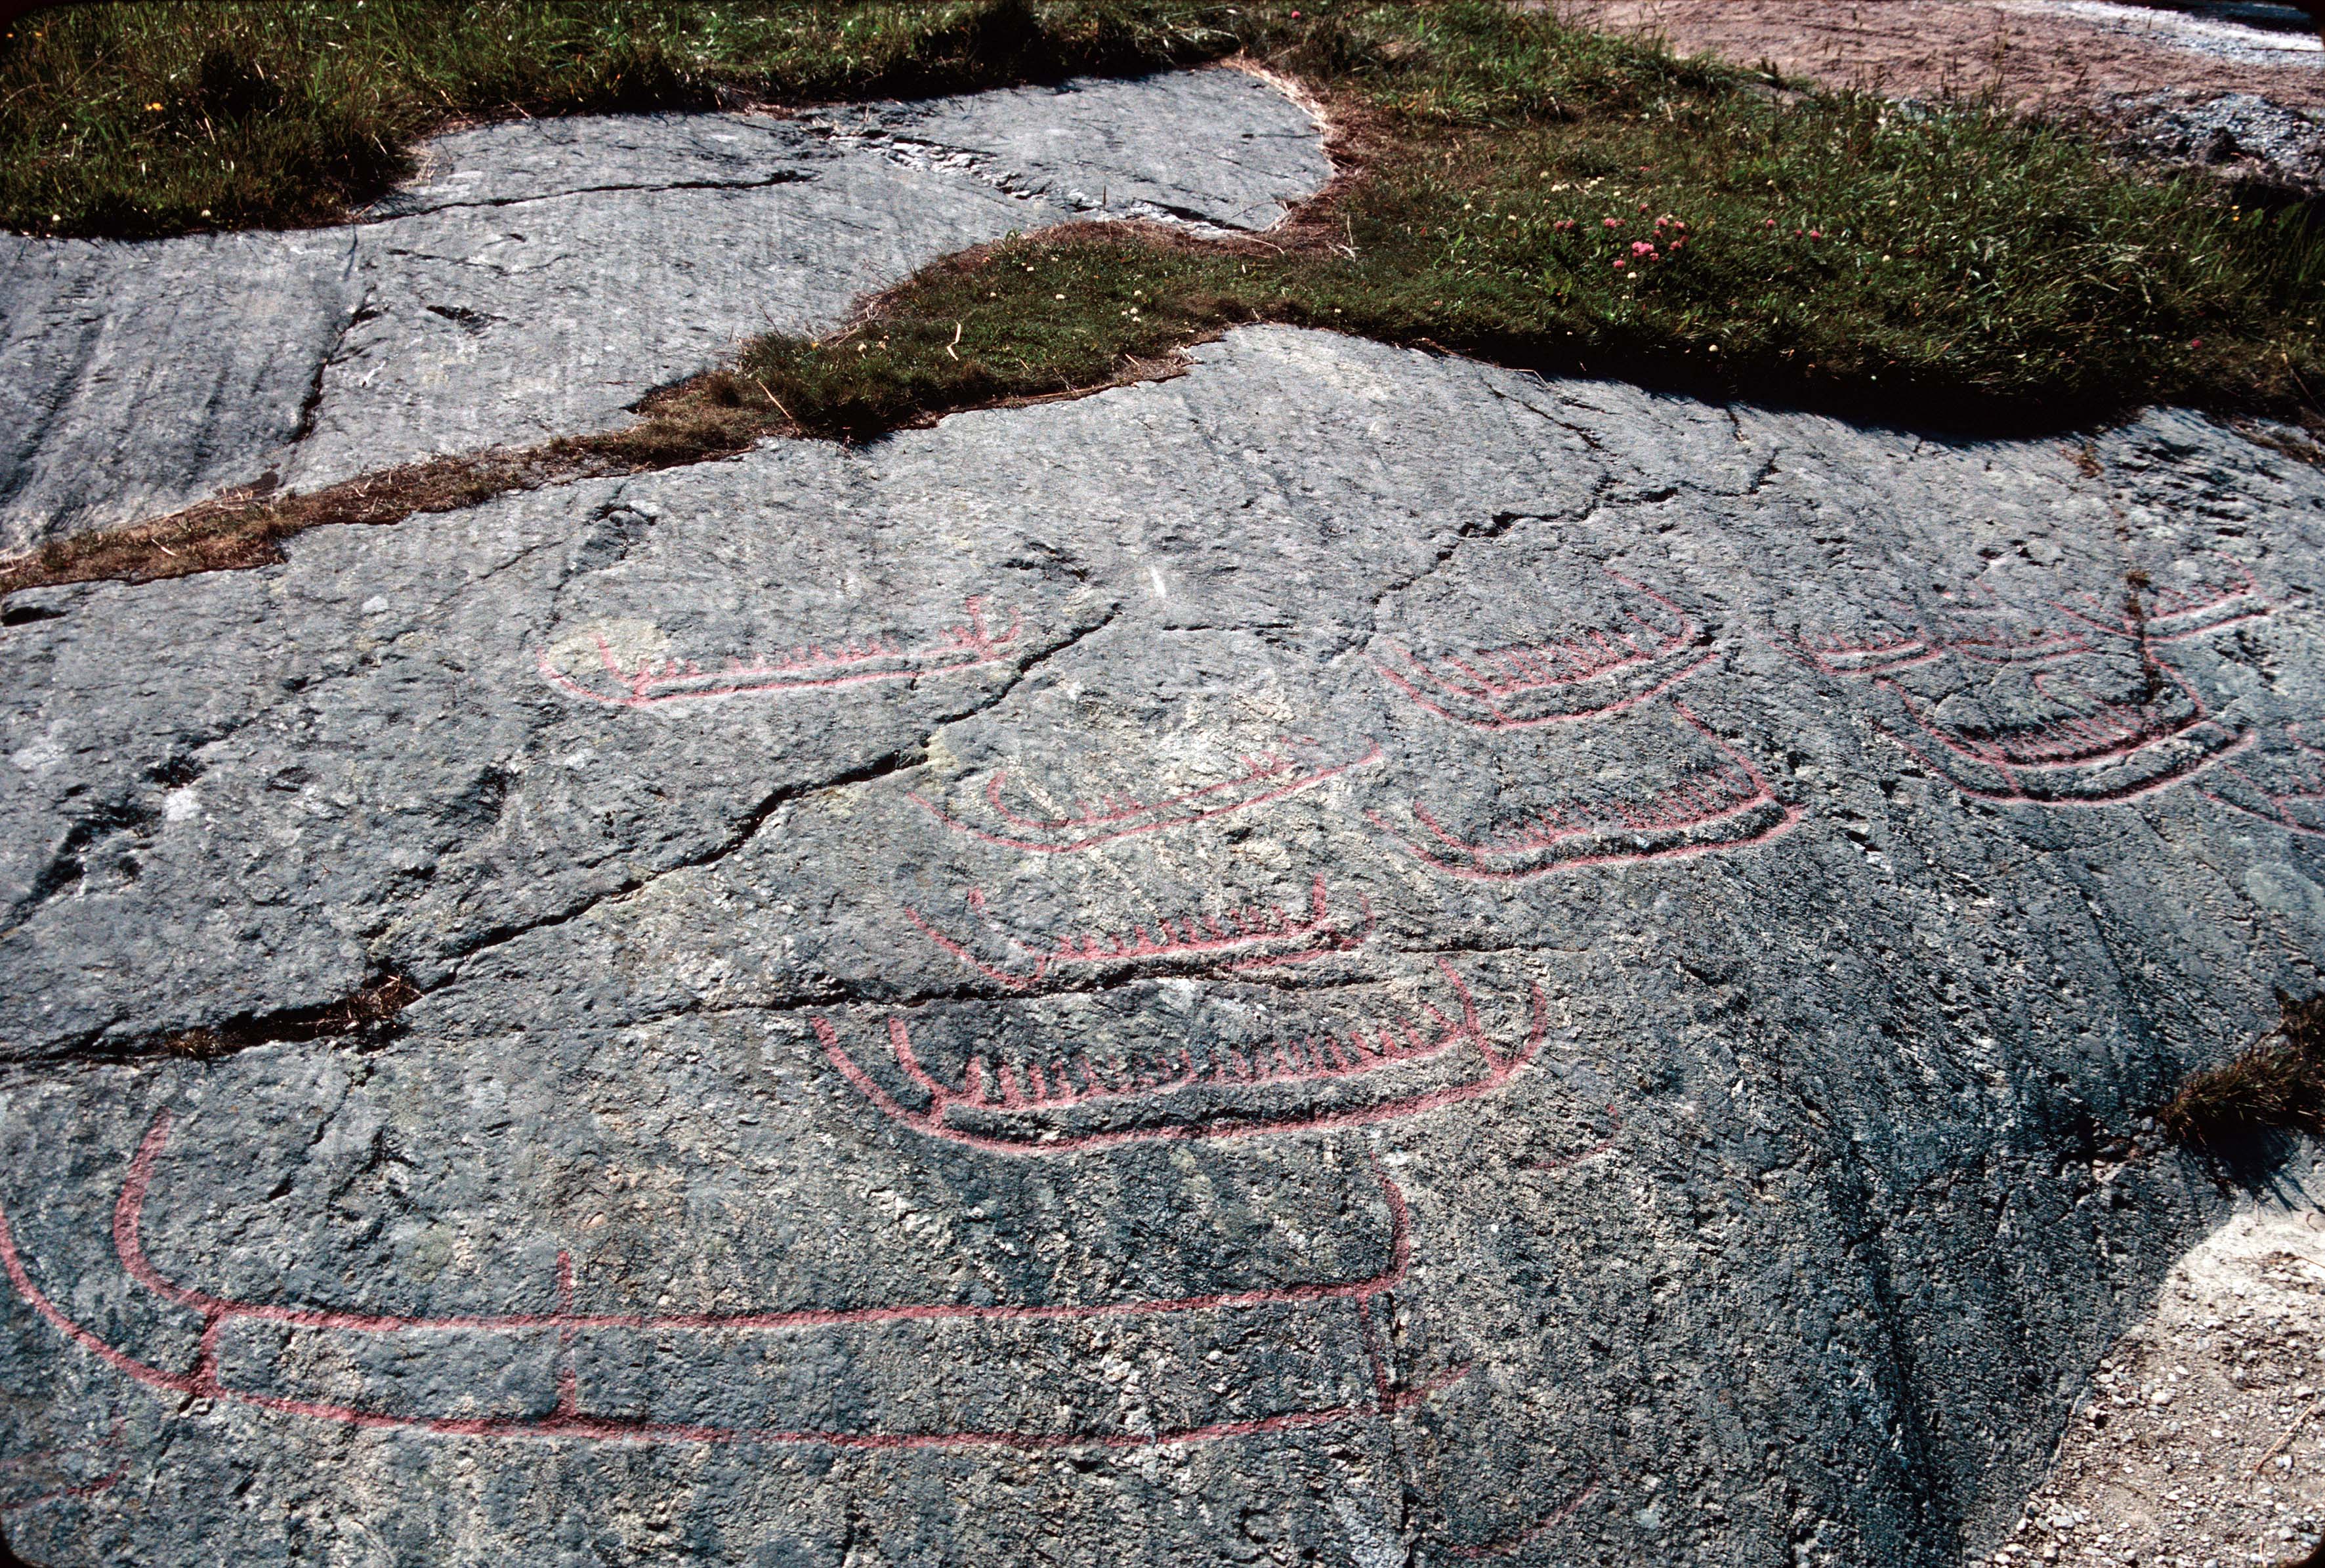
{"left": 2003, "top": 1173, "right": 2325, "bottom": 1567}
{"left": 1552, "top": 1, "right": 2325, "bottom": 113}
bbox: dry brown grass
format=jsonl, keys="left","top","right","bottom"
{"left": 2162, "top": 994, "right": 2325, "bottom": 1153}
{"left": 159, "top": 971, "right": 421, "bottom": 1060}
{"left": 0, "top": 398, "right": 784, "bottom": 594}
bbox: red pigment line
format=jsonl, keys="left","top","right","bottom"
{"left": 4, "top": 1133, "right": 1477, "bottom": 1452}
{"left": 1875, "top": 662, "right": 2214, "bottom": 775}
{"left": 1376, "top": 648, "right": 1714, "bottom": 730}
{"left": 816, "top": 965, "right": 1546, "bottom": 1156}
{"left": 1374, "top": 804, "right": 1798, "bottom": 882}
{"left": 194, "top": 1315, "right": 224, "bottom": 1395}
{"left": 2055, "top": 556, "right": 2268, "bottom": 643}
{"left": 1775, "top": 629, "right": 1942, "bottom": 678}
{"left": 2199, "top": 736, "right": 2325, "bottom": 835}
{"left": 104, "top": 1110, "right": 1412, "bottom": 1332}
{"left": 2196, "top": 784, "right": 2325, "bottom": 836}
{"left": 2054, "top": 600, "right": 2271, "bottom": 642}
{"left": 1423, "top": 619, "right": 1676, "bottom": 701}
{"left": 1372, "top": 572, "right": 1709, "bottom": 728}
{"left": 12, "top": 1181, "right": 1465, "bottom": 1453}
{"left": 862, "top": 964, "right": 1488, "bottom": 1117}
{"left": 1220, "top": 941, "right": 1358, "bottom": 974}
{"left": 1433, "top": 1479, "right": 1604, "bottom": 1560}
{"left": 1370, "top": 703, "right": 1798, "bottom": 881}
{"left": 0, "top": 1185, "right": 197, "bottom": 1395}
{"left": 538, "top": 597, "right": 1018, "bottom": 711}
{"left": 902, "top": 877, "right": 1370, "bottom": 991}
{"left": 1877, "top": 722, "right": 2254, "bottom": 807}
{"left": 554, "top": 1249, "right": 579, "bottom": 1416}
{"left": 910, "top": 743, "right": 1383, "bottom": 855}
{"left": 0, "top": 1467, "right": 125, "bottom": 1516}
{"left": 1412, "top": 757, "right": 1757, "bottom": 858}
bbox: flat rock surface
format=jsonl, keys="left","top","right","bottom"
{"left": 3, "top": 324, "right": 2322, "bottom": 1565}
{"left": 0, "top": 68, "right": 1327, "bottom": 556}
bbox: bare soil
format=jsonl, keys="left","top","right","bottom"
{"left": 2003, "top": 1182, "right": 2325, "bottom": 1567}
{"left": 1550, "top": 1, "right": 2325, "bottom": 115}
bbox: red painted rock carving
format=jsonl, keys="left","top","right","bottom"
{"left": 1375, "top": 571, "right": 1713, "bottom": 729}
{"left": 539, "top": 596, "right": 1021, "bottom": 710}
{"left": 1785, "top": 616, "right": 2088, "bottom": 679}
{"left": 1431, "top": 1479, "right": 1604, "bottom": 1560}
{"left": 816, "top": 960, "right": 1545, "bottom": 1155}
{"left": 1783, "top": 562, "right": 2267, "bottom": 806}
{"left": 902, "top": 875, "right": 1373, "bottom": 991}
{"left": 2200, "top": 723, "right": 2325, "bottom": 837}
{"left": 1786, "top": 558, "right": 2267, "bottom": 682}
{"left": 1874, "top": 661, "right": 2252, "bottom": 807}
{"left": 910, "top": 737, "right": 1384, "bottom": 855}
{"left": 1368, "top": 703, "right": 1797, "bottom": 882}
{"left": 0, "top": 1113, "right": 1466, "bottom": 1451}
{"left": 0, "top": 1426, "right": 123, "bottom": 1517}
{"left": 2055, "top": 554, "right": 2271, "bottom": 645}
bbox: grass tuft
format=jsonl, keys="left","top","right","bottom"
{"left": 0, "top": 395, "right": 775, "bottom": 594}
{"left": 706, "top": 3, "right": 2325, "bottom": 430}
{"left": 2162, "top": 995, "right": 2325, "bottom": 1153}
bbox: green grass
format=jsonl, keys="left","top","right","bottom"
{"left": 5, "top": 0, "right": 2323, "bottom": 438}
{"left": 0, "top": 0, "right": 1225, "bottom": 236}
{"left": 723, "top": 3, "right": 2325, "bottom": 428}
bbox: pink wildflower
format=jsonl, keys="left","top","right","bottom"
{"left": 1613, "top": 258, "right": 1627, "bottom": 270}
{"left": 1809, "top": 229, "right": 1823, "bottom": 239}
{"left": 1604, "top": 217, "right": 1623, "bottom": 230}
{"left": 1764, "top": 218, "right": 1776, "bottom": 228}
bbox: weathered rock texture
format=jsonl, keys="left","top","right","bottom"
{"left": 0, "top": 68, "right": 1328, "bottom": 555}
{"left": 3, "top": 324, "right": 2321, "bottom": 1566}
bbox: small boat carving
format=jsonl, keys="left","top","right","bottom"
{"left": 815, "top": 960, "right": 1545, "bottom": 1155}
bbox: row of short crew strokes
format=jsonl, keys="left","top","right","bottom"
{"left": 535, "top": 556, "right": 2261, "bottom": 726}
{"left": 813, "top": 959, "right": 1552, "bottom": 1155}
{"left": 530, "top": 558, "right": 2309, "bottom": 871}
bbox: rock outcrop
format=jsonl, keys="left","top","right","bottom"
{"left": 3, "top": 318, "right": 2320, "bottom": 1565}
